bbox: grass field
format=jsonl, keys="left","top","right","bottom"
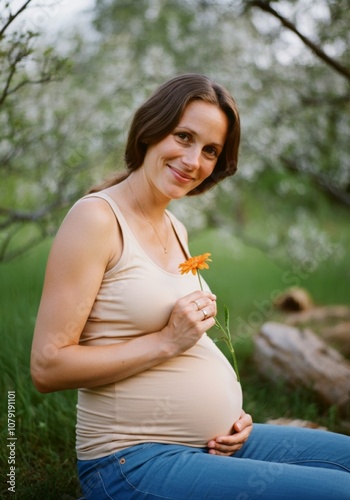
{"left": 1, "top": 227, "right": 349, "bottom": 499}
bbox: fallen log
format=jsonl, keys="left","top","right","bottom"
{"left": 266, "top": 418, "right": 327, "bottom": 430}
{"left": 284, "top": 305, "right": 350, "bottom": 326}
{"left": 319, "top": 321, "right": 350, "bottom": 357}
{"left": 254, "top": 322, "right": 350, "bottom": 409}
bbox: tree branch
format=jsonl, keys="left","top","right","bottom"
{"left": 246, "top": 0, "right": 350, "bottom": 81}
{"left": 4, "top": 74, "right": 61, "bottom": 100}
{"left": 281, "top": 157, "right": 350, "bottom": 208}
{"left": 0, "top": 58, "right": 18, "bottom": 106}
{"left": 0, "top": 0, "right": 33, "bottom": 37}
{"left": 0, "top": 226, "right": 47, "bottom": 262}
{"left": 0, "top": 34, "right": 35, "bottom": 106}
{"left": 299, "top": 93, "right": 350, "bottom": 107}
{"left": 0, "top": 201, "right": 65, "bottom": 229}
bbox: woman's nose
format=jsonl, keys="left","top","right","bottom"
{"left": 182, "top": 146, "right": 201, "bottom": 170}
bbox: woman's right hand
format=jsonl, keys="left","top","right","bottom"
{"left": 159, "top": 291, "right": 217, "bottom": 355}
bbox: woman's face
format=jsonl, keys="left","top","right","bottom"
{"left": 142, "top": 100, "right": 229, "bottom": 200}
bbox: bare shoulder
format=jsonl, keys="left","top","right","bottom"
{"left": 168, "top": 211, "right": 188, "bottom": 243}
{"left": 177, "top": 219, "right": 188, "bottom": 241}
{"left": 67, "top": 195, "right": 116, "bottom": 225}
{"left": 51, "top": 196, "right": 122, "bottom": 271}
{"left": 62, "top": 196, "right": 119, "bottom": 235}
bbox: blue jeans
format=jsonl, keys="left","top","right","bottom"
{"left": 77, "top": 424, "right": 350, "bottom": 499}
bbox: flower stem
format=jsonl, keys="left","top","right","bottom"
{"left": 214, "top": 318, "right": 240, "bottom": 383}
{"left": 197, "top": 272, "right": 240, "bottom": 382}
{"left": 197, "top": 272, "right": 204, "bottom": 291}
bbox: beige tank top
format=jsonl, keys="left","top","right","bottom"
{"left": 76, "top": 193, "right": 242, "bottom": 460}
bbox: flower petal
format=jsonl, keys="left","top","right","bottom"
{"left": 178, "top": 253, "right": 212, "bottom": 275}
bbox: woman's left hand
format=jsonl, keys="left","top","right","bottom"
{"left": 207, "top": 410, "right": 253, "bottom": 456}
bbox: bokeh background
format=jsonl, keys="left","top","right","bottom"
{"left": 1, "top": 1, "right": 349, "bottom": 497}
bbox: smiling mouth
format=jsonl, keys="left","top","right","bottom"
{"left": 168, "top": 165, "right": 194, "bottom": 182}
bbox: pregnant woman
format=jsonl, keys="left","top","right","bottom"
{"left": 31, "top": 74, "right": 350, "bottom": 499}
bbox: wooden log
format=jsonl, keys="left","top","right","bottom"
{"left": 254, "top": 322, "right": 350, "bottom": 409}
{"left": 266, "top": 418, "right": 327, "bottom": 430}
{"left": 320, "top": 321, "right": 350, "bottom": 357}
{"left": 284, "top": 305, "right": 350, "bottom": 325}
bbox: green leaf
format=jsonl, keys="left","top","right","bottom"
{"left": 224, "top": 305, "right": 230, "bottom": 331}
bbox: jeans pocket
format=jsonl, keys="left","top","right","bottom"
{"left": 81, "top": 469, "right": 113, "bottom": 500}
{"left": 116, "top": 443, "right": 161, "bottom": 487}
{"left": 79, "top": 444, "right": 161, "bottom": 499}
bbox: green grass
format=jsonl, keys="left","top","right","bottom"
{"left": 1, "top": 229, "right": 349, "bottom": 498}
{"left": 0, "top": 242, "right": 81, "bottom": 499}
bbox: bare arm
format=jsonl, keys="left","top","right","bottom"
{"left": 31, "top": 198, "right": 216, "bottom": 393}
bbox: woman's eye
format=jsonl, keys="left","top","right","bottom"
{"left": 204, "top": 146, "right": 218, "bottom": 157}
{"left": 175, "top": 132, "right": 190, "bottom": 142}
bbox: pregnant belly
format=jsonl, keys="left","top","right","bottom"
{"left": 114, "top": 336, "right": 243, "bottom": 446}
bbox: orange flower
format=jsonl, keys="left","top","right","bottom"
{"left": 178, "top": 253, "right": 212, "bottom": 276}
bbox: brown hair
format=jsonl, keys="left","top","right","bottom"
{"left": 90, "top": 73, "right": 240, "bottom": 195}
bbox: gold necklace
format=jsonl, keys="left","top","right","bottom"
{"left": 127, "top": 178, "right": 169, "bottom": 254}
